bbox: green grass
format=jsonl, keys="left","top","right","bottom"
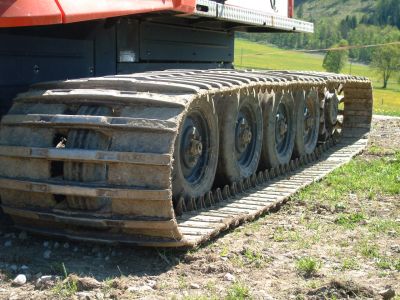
{"left": 226, "top": 282, "right": 252, "bottom": 300}
{"left": 335, "top": 212, "right": 366, "bottom": 229}
{"left": 295, "top": 152, "right": 400, "bottom": 205}
{"left": 295, "top": 257, "right": 321, "bottom": 277}
{"left": 234, "top": 39, "right": 400, "bottom": 116}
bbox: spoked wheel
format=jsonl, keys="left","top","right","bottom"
{"left": 293, "top": 89, "right": 320, "bottom": 157}
{"left": 216, "top": 90, "right": 263, "bottom": 185}
{"left": 319, "top": 90, "right": 340, "bottom": 141}
{"left": 172, "top": 97, "right": 219, "bottom": 210}
{"left": 260, "top": 91, "right": 295, "bottom": 169}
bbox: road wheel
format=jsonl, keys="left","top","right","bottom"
{"left": 260, "top": 90, "right": 295, "bottom": 169}
{"left": 325, "top": 91, "right": 340, "bottom": 135}
{"left": 216, "top": 89, "right": 263, "bottom": 185}
{"left": 293, "top": 89, "right": 320, "bottom": 157}
{"left": 172, "top": 96, "right": 219, "bottom": 207}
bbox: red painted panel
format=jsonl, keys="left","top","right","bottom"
{"left": 0, "top": 0, "right": 196, "bottom": 28}
{"left": 58, "top": 0, "right": 196, "bottom": 24}
{"left": 0, "top": 0, "right": 62, "bottom": 27}
{"left": 288, "top": 0, "right": 294, "bottom": 18}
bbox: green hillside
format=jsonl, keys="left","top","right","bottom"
{"left": 295, "top": 0, "right": 374, "bottom": 21}
{"left": 234, "top": 39, "right": 400, "bottom": 116}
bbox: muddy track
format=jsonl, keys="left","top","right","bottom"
{"left": 0, "top": 70, "right": 373, "bottom": 247}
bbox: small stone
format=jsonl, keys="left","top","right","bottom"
{"left": 224, "top": 273, "right": 235, "bottom": 282}
{"left": 76, "top": 291, "right": 92, "bottom": 300}
{"left": 36, "top": 275, "right": 60, "bottom": 289}
{"left": 111, "top": 250, "right": 116, "bottom": 257}
{"left": 43, "top": 250, "right": 51, "bottom": 259}
{"left": 43, "top": 241, "right": 49, "bottom": 248}
{"left": 20, "top": 265, "right": 29, "bottom": 271}
{"left": 127, "top": 285, "right": 153, "bottom": 293}
{"left": 10, "top": 264, "right": 18, "bottom": 272}
{"left": 54, "top": 242, "right": 60, "bottom": 249}
{"left": 95, "top": 292, "right": 104, "bottom": 300}
{"left": 190, "top": 283, "right": 200, "bottom": 289}
{"left": 12, "top": 274, "right": 27, "bottom": 286}
{"left": 69, "top": 275, "right": 102, "bottom": 291}
{"left": 379, "top": 287, "right": 395, "bottom": 300}
{"left": 4, "top": 240, "right": 12, "bottom": 247}
{"left": 18, "top": 231, "right": 28, "bottom": 240}
{"left": 146, "top": 280, "right": 157, "bottom": 288}
{"left": 73, "top": 246, "right": 79, "bottom": 252}
{"left": 63, "top": 242, "right": 70, "bottom": 249}
{"left": 4, "top": 233, "right": 16, "bottom": 239}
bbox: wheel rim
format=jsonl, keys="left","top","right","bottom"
{"left": 235, "top": 104, "right": 257, "bottom": 168}
{"left": 179, "top": 111, "right": 210, "bottom": 185}
{"left": 326, "top": 94, "right": 339, "bottom": 126}
{"left": 304, "top": 94, "right": 316, "bottom": 146}
{"left": 275, "top": 102, "right": 291, "bottom": 154}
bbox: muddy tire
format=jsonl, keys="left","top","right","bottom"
{"left": 216, "top": 90, "right": 263, "bottom": 185}
{"left": 293, "top": 89, "right": 320, "bottom": 157}
{"left": 172, "top": 96, "right": 219, "bottom": 206}
{"left": 260, "top": 91, "right": 295, "bottom": 169}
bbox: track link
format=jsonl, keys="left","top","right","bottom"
{"left": 0, "top": 70, "right": 373, "bottom": 247}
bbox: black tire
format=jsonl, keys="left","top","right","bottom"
{"left": 293, "top": 89, "right": 320, "bottom": 157}
{"left": 215, "top": 90, "right": 263, "bottom": 185}
{"left": 172, "top": 96, "right": 219, "bottom": 203}
{"left": 259, "top": 91, "right": 295, "bottom": 169}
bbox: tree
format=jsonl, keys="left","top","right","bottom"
{"left": 371, "top": 45, "right": 400, "bottom": 88}
{"left": 322, "top": 40, "right": 349, "bottom": 73}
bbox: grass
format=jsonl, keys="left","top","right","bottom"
{"left": 226, "top": 282, "right": 252, "bottom": 300}
{"left": 234, "top": 39, "right": 400, "bottom": 116}
{"left": 295, "top": 152, "right": 400, "bottom": 205}
{"left": 335, "top": 212, "right": 366, "bottom": 229}
{"left": 295, "top": 257, "right": 321, "bottom": 277}
{"left": 52, "top": 263, "right": 77, "bottom": 298}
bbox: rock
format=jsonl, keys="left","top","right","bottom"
{"left": 43, "top": 241, "right": 49, "bottom": 248}
{"left": 18, "top": 231, "right": 28, "bottom": 240}
{"left": 95, "top": 292, "right": 104, "bottom": 300}
{"left": 12, "top": 274, "right": 27, "bottom": 286}
{"left": 76, "top": 291, "right": 92, "bottom": 300}
{"left": 69, "top": 275, "right": 103, "bottom": 291}
{"left": 253, "top": 290, "right": 274, "bottom": 300}
{"left": 104, "top": 256, "right": 110, "bottom": 261}
{"left": 190, "top": 283, "right": 200, "bottom": 289}
{"left": 63, "top": 242, "right": 70, "bottom": 249}
{"left": 127, "top": 285, "right": 153, "bottom": 293}
{"left": 379, "top": 287, "right": 395, "bottom": 300}
{"left": 43, "top": 250, "right": 51, "bottom": 259}
{"left": 73, "top": 246, "right": 79, "bottom": 252}
{"left": 54, "top": 242, "right": 60, "bottom": 249}
{"left": 224, "top": 273, "right": 235, "bottom": 282}
{"left": 146, "top": 280, "right": 157, "bottom": 289}
{"left": 36, "top": 275, "right": 60, "bottom": 289}
{"left": 20, "top": 265, "right": 29, "bottom": 271}
{"left": 10, "top": 264, "right": 18, "bottom": 272}
{"left": 4, "top": 240, "right": 12, "bottom": 247}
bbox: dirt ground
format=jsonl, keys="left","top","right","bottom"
{"left": 0, "top": 116, "right": 399, "bottom": 300}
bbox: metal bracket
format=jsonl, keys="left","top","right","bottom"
{"left": 194, "top": 0, "right": 314, "bottom": 33}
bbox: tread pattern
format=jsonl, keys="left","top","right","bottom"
{"left": 0, "top": 69, "right": 373, "bottom": 247}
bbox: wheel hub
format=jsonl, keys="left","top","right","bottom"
{"left": 182, "top": 127, "right": 203, "bottom": 168}
{"left": 236, "top": 118, "right": 252, "bottom": 154}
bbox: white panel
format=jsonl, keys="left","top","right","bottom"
{"left": 194, "top": 0, "right": 314, "bottom": 34}
{"left": 225, "top": 0, "right": 289, "bottom": 17}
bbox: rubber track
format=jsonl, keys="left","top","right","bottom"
{"left": 0, "top": 70, "right": 373, "bottom": 247}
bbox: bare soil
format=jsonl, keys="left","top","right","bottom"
{"left": 0, "top": 116, "right": 399, "bottom": 300}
